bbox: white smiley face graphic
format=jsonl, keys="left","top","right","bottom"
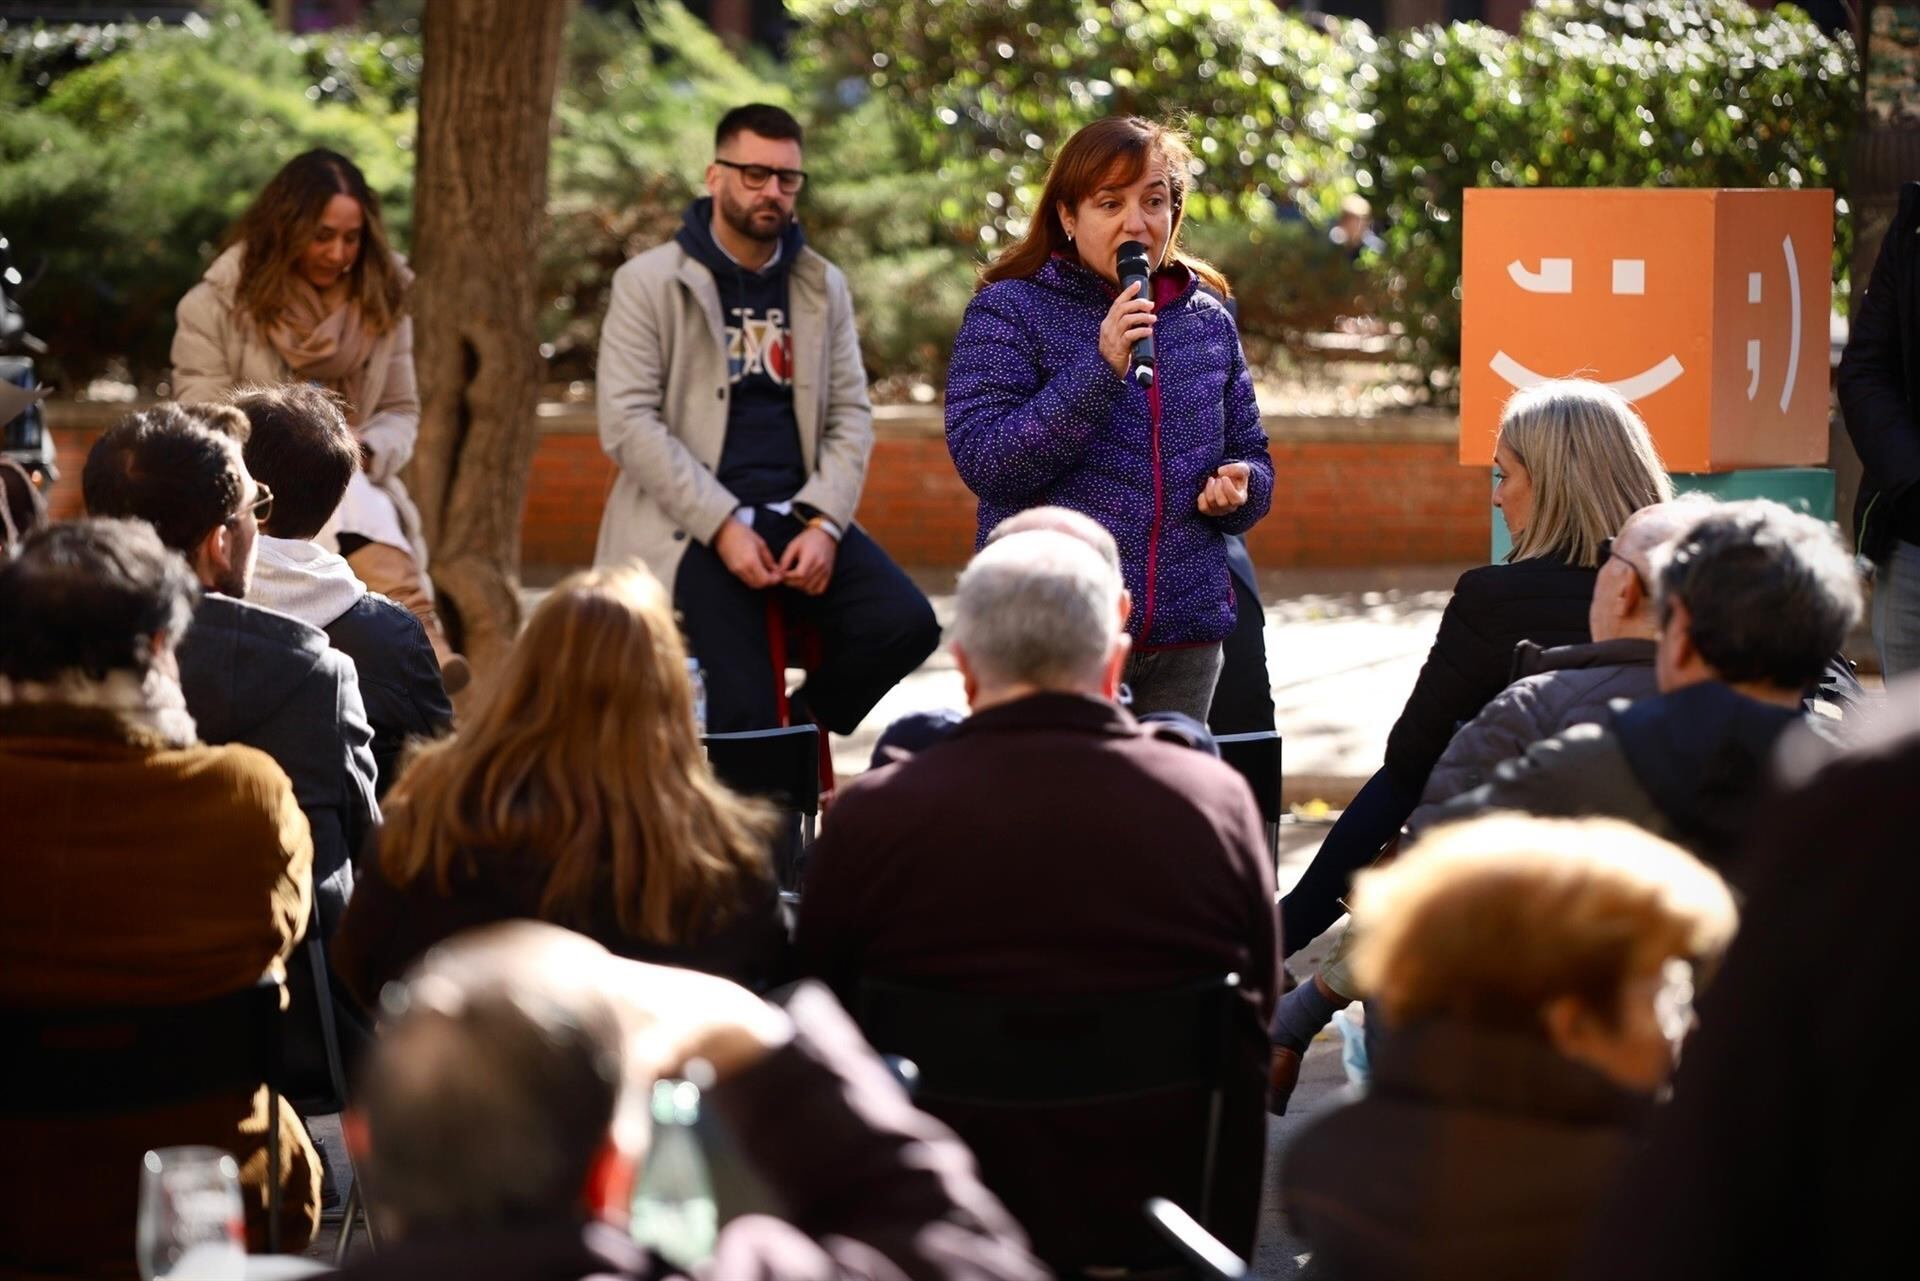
{"left": 1489, "top": 256, "right": 1686, "bottom": 400}
{"left": 1741, "top": 234, "right": 1808, "bottom": 413}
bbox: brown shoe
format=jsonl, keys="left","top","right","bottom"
{"left": 1269, "top": 1045, "right": 1303, "bottom": 1116}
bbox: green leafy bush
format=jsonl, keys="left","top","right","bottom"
{"left": 0, "top": 1, "right": 413, "bottom": 385}
{"left": 1364, "top": 0, "right": 1858, "bottom": 383}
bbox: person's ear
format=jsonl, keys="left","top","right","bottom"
{"left": 1101, "top": 634, "right": 1131, "bottom": 700}
{"left": 952, "top": 641, "right": 980, "bottom": 708}
{"left": 1542, "top": 994, "right": 1599, "bottom": 1062}
{"left": 1662, "top": 597, "right": 1697, "bottom": 669}
{"left": 1617, "top": 570, "right": 1644, "bottom": 622}
{"left": 581, "top": 1135, "right": 637, "bottom": 1225}
{"left": 193, "top": 523, "right": 232, "bottom": 589}
{"left": 1117, "top": 587, "right": 1134, "bottom": 629}
{"left": 1057, "top": 203, "right": 1074, "bottom": 241}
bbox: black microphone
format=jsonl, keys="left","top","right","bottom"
{"left": 1115, "top": 240, "right": 1155, "bottom": 387}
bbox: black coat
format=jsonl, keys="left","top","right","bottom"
{"left": 1417, "top": 681, "right": 1802, "bottom": 877}
{"left": 177, "top": 593, "right": 377, "bottom": 936}
{"left": 1574, "top": 707, "right": 1920, "bottom": 1279}
{"left": 1838, "top": 180, "right": 1920, "bottom": 560}
{"left": 1383, "top": 555, "right": 1596, "bottom": 786}
{"left": 1282, "top": 1019, "right": 1647, "bottom": 1281}
{"left": 322, "top": 593, "right": 453, "bottom": 799}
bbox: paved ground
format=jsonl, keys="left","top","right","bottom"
{"left": 314, "top": 563, "right": 1466, "bottom": 1272}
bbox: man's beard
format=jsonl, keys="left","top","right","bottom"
{"left": 718, "top": 189, "right": 788, "bottom": 244}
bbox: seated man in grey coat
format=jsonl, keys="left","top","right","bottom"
{"left": 1415, "top": 500, "right": 1862, "bottom": 877}
{"left": 1407, "top": 499, "right": 1701, "bottom": 829}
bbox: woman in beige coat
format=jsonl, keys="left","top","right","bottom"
{"left": 172, "top": 148, "right": 467, "bottom": 690}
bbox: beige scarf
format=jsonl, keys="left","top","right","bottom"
{"left": 266, "top": 280, "right": 380, "bottom": 422}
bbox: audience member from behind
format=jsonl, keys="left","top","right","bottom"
{"left": 231, "top": 382, "right": 452, "bottom": 797}
{"left": 797, "top": 529, "right": 1278, "bottom": 1271}
{"left": 1421, "top": 500, "right": 1863, "bottom": 876}
{"left": 0, "top": 519, "right": 321, "bottom": 1271}
{"left": 1411, "top": 499, "right": 1703, "bottom": 820}
{"left": 336, "top": 922, "right": 1045, "bottom": 1281}
{"left": 331, "top": 562, "right": 789, "bottom": 1009}
{"left": 1575, "top": 678, "right": 1920, "bottom": 1279}
{"left": 83, "top": 402, "right": 376, "bottom": 935}
{"left": 1281, "top": 815, "right": 1736, "bottom": 1281}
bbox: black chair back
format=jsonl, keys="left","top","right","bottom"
{"left": 855, "top": 972, "right": 1241, "bottom": 1247}
{"left": 705, "top": 724, "right": 822, "bottom": 891}
{"left": 0, "top": 975, "right": 287, "bottom": 1250}
{"left": 1215, "top": 730, "right": 1282, "bottom": 871}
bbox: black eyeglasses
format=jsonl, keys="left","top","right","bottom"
{"left": 229, "top": 483, "right": 273, "bottom": 527}
{"left": 1599, "top": 536, "right": 1648, "bottom": 591}
{"left": 713, "top": 158, "right": 808, "bottom": 194}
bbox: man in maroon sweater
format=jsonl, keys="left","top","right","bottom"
{"left": 796, "top": 530, "right": 1280, "bottom": 1271}
{"left": 335, "top": 922, "right": 1044, "bottom": 1281}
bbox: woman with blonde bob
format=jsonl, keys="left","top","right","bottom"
{"left": 330, "top": 562, "right": 787, "bottom": 1004}
{"left": 1280, "top": 814, "right": 1736, "bottom": 1281}
{"left": 1270, "top": 379, "right": 1673, "bottom": 1105}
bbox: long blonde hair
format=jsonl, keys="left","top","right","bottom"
{"left": 379, "top": 563, "right": 773, "bottom": 944}
{"left": 1499, "top": 379, "right": 1673, "bottom": 567}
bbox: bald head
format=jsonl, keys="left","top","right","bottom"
{"left": 353, "top": 924, "right": 633, "bottom": 1236}
{"left": 1591, "top": 500, "right": 1706, "bottom": 642}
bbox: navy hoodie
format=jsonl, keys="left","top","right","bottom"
{"left": 677, "top": 197, "right": 809, "bottom": 506}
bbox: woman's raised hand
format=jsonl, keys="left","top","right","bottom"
{"left": 1198, "top": 462, "right": 1251, "bottom": 516}
{"left": 1099, "top": 280, "right": 1156, "bottom": 378}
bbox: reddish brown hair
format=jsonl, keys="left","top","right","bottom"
{"left": 979, "top": 116, "right": 1228, "bottom": 297}
{"left": 226, "top": 149, "right": 408, "bottom": 335}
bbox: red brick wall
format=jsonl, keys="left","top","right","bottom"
{"left": 42, "top": 416, "right": 1491, "bottom": 570}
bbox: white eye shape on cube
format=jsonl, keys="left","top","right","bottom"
{"left": 1611, "top": 259, "right": 1646, "bottom": 295}
{"left": 1508, "top": 259, "right": 1573, "bottom": 293}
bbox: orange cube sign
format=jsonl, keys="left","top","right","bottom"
{"left": 1459, "top": 189, "right": 1833, "bottom": 473}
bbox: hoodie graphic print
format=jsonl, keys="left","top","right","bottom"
{"left": 677, "top": 198, "right": 808, "bottom": 505}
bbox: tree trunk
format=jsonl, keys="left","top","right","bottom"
{"left": 408, "top": 0, "right": 570, "bottom": 679}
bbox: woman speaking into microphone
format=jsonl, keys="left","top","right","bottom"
{"left": 945, "top": 117, "right": 1273, "bottom": 719}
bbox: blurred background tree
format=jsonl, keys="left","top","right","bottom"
{"left": 0, "top": 0, "right": 1859, "bottom": 401}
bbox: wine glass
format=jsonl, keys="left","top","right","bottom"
{"left": 136, "top": 1146, "right": 245, "bottom": 1281}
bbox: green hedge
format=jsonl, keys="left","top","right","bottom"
{"left": 0, "top": 0, "right": 1857, "bottom": 395}
{"left": 1364, "top": 0, "right": 1858, "bottom": 381}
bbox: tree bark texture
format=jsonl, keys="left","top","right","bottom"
{"left": 409, "top": 0, "right": 569, "bottom": 678}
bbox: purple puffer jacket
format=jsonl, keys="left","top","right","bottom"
{"left": 945, "top": 255, "right": 1274, "bottom": 648}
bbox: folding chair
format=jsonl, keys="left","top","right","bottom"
{"left": 855, "top": 973, "right": 1244, "bottom": 1276}
{"left": 281, "top": 901, "right": 377, "bottom": 1265}
{"left": 0, "top": 975, "right": 289, "bottom": 1252}
{"left": 704, "top": 723, "right": 822, "bottom": 892}
{"left": 1215, "top": 730, "right": 1283, "bottom": 874}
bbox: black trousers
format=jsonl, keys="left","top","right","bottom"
{"left": 673, "top": 509, "right": 941, "bottom": 735}
{"left": 1208, "top": 535, "right": 1277, "bottom": 736}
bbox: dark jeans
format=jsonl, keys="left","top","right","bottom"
{"left": 673, "top": 510, "right": 941, "bottom": 734}
{"left": 1279, "top": 764, "right": 1423, "bottom": 957}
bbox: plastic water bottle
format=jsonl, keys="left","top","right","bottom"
{"left": 630, "top": 1079, "right": 717, "bottom": 1268}
{"left": 686, "top": 658, "right": 708, "bottom": 735}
